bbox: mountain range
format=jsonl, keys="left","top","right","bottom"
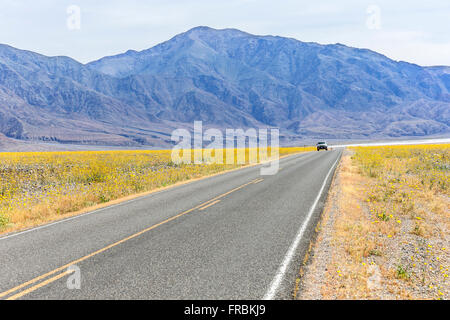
{"left": 0, "top": 26, "right": 449, "bottom": 148}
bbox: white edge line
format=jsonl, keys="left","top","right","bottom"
{"left": 263, "top": 152, "right": 341, "bottom": 300}
{"left": 0, "top": 151, "right": 310, "bottom": 241}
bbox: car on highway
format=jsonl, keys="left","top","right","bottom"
{"left": 316, "top": 141, "right": 328, "bottom": 151}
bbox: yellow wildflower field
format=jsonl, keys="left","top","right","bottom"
{"left": 0, "top": 147, "right": 313, "bottom": 234}
{"left": 300, "top": 144, "right": 448, "bottom": 300}
{"left": 352, "top": 144, "right": 449, "bottom": 195}
{"left": 350, "top": 144, "right": 449, "bottom": 299}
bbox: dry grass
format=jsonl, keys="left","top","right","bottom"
{"left": 0, "top": 147, "right": 313, "bottom": 234}
{"left": 299, "top": 144, "right": 449, "bottom": 300}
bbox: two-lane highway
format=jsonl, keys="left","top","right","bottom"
{"left": 0, "top": 149, "right": 342, "bottom": 299}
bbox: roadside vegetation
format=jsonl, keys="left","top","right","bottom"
{"left": 299, "top": 144, "right": 449, "bottom": 300}
{"left": 0, "top": 147, "right": 313, "bottom": 234}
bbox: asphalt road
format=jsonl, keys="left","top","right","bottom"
{"left": 0, "top": 149, "right": 342, "bottom": 300}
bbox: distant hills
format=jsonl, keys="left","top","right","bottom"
{"left": 0, "top": 26, "right": 449, "bottom": 148}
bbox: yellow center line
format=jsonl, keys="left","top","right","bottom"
{"left": 198, "top": 200, "right": 221, "bottom": 211}
{"left": 207, "top": 179, "right": 257, "bottom": 202}
{"left": 253, "top": 178, "right": 264, "bottom": 184}
{"left": 6, "top": 269, "right": 75, "bottom": 301}
{"left": 0, "top": 178, "right": 259, "bottom": 300}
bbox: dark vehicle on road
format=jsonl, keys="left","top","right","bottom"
{"left": 317, "top": 141, "right": 328, "bottom": 151}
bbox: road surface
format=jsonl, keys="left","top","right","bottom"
{"left": 0, "top": 149, "right": 342, "bottom": 300}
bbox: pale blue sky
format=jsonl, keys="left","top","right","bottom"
{"left": 0, "top": 0, "right": 449, "bottom": 65}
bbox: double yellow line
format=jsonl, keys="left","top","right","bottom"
{"left": 198, "top": 200, "right": 221, "bottom": 211}
{"left": 0, "top": 177, "right": 263, "bottom": 300}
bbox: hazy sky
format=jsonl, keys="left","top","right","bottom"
{"left": 0, "top": 0, "right": 449, "bottom": 65}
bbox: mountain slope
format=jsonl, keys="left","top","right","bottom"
{"left": 87, "top": 26, "right": 450, "bottom": 137}
{"left": 0, "top": 26, "right": 449, "bottom": 147}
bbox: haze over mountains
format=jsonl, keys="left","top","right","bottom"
{"left": 0, "top": 26, "right": 449, "bottom": 148}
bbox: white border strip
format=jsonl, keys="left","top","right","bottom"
{"left": 263, "top": 153, "right": 340, "bottom": 300}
